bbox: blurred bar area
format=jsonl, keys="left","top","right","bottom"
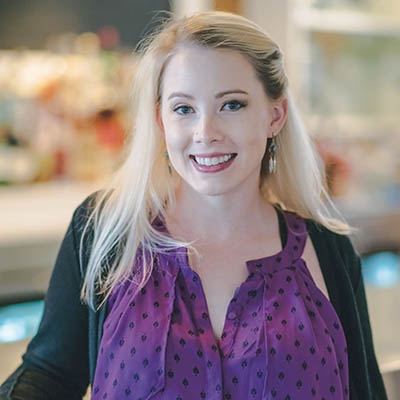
{"left": 0, "top": 0, "right": 399, "bottom": 397}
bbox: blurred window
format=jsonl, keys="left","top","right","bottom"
{"left": 0, "top": 300, "right": 44, "bottom": 343}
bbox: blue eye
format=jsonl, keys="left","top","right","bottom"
{"left": 174, "top": 105, "right": 194, "bottom": 115}
{"left": 222, "top": 100, "right": 246, "bottom": 111}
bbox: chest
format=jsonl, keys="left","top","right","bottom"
{"left": 94, "top": 250, "right": 348, "bottom": 400}
{"left": 189, "top": 233, "right": 329, "bottom": 340}
{"left": 189, "top": 236, "right": 283, "bottom": 340}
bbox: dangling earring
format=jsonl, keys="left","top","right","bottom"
{"left": 268, "top": 134, "right": 278, "bottom": 174}
{"left": 165, "top": 151, "right": 172, "bottom": 174}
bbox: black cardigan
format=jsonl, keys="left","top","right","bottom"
{"left": 0, "top": 198, "right": 388, "bottom": 399}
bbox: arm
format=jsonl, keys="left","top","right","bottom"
{"left": 0, "top": 201, "right": 92, "bottom": 400}
{"left": 341, "top": 237, "right": 388, "bottom": 400}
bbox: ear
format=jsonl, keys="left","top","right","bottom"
{"left": 156, "top": 103, "right": 164, "bottom": 134}
{"left": 269, "top": 97, "right": 288, "bottom": 137}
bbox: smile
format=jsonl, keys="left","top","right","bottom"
{"left": 189, "top": 153, "right": 237, "bottom": 174}
{"left": 192, "top": 154, "right": 236, "bottom": 166}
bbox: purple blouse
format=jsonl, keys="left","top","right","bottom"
{"left": 92, "top": 211, "right": 349, "bottom": 399}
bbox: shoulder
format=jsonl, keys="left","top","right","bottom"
{"left": 70, "top": 189, "right": 112, "bottom": 233}
{"left": 67, "top": 191, "right": 105, "bottom": 269}
{"left": 276, "top": 206, "right": 356, "bottom": 257}
{"left": 305, "top": 217, "right": 362, "bottom": 287}
{"left": 71, "top": 191, "right": 100, "bottom": 225}
{"left": 305, "top": 218, "right": 357, "bottom": 257}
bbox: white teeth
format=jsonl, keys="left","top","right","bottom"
{"left": 194, "top": 154, "right": 233, "bottom": 166}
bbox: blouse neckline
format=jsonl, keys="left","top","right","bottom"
{"left": 153, "top": 205, "right": 308, "bottom": 277}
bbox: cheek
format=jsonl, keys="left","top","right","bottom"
{"left": 241, "top": 121, "right": 269, "bottom": 147}
{"left": 243, "top": 122, "right": 269, "bottom": 160}
{"left": 240, "top": 111, "right": 270, "bottom": 140}
{"left": 161, "top": 115, "right": 178, "bottom": 145}
{"left": 163, "top": 117, "right": 191, "bottom": 150}
{"left": 164, "top": 126, "right": 188, "bottom": 164}
{"left": 164, "top": 126, "right": 183, "bottom": 148}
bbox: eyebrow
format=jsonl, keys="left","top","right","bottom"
{"left": 167, "top": 92, "right": 195, "bottom": 101}
{"left": 167, "top": 89, "right": 248, "bottom": 101}
{"left": 215, "top": 89, "right": 248, "bottom": 98}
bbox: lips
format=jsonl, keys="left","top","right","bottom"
{"left": 190, "top": 153, "right": 237, "bottom": 173}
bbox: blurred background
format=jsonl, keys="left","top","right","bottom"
{"left": 0, "top": 0, "right": 399, "bottom": 398}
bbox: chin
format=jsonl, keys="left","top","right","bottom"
{"left": 190, "top": 183, "right": 235, "bottom": 198}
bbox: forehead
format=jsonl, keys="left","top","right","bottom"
{"left": 160, "top": 43, "right": 262, "bottom": 96}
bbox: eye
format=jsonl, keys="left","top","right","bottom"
{"left": 173, "top": 105, "right": 194, "bottom": 115}
{"left": 221, "top": 100, "right": 247, "bottom": 111}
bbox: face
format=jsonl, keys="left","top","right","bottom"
{"left": 158, "top": 43, "right": 287, "bottom": 199}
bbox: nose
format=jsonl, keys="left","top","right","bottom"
{"left": 194, "top": 113, "right": 223, "bottom": 144}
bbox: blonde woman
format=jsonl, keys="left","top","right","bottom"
{"left": 1, "top": 11, "right": 386, "bottom": 400}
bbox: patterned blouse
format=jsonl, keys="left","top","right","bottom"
{"left": 91, "top": 210, "right": 349, "bottom": 399}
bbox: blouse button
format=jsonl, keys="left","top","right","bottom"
{"left": 227, "top": 311, "right": 237, "bottom": 320}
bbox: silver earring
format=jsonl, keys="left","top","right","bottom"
{"left": 165, "top": 151, "right": 172, "bottom": 174}
{"left": 268, "top": 135, "right": 278, "bottom": 174}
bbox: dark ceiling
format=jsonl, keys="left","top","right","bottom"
{"left": 0, "top": 0, "right": 171, "bottom": 49}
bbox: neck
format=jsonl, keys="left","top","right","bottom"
{"left": 166, "top": 183, "right": 277, "bottom": 243}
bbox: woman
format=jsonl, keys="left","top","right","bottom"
{"left": 0, "top": 11, "right": 387, "bottom": 400}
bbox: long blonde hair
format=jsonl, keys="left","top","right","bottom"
{"left": 81, "top": 11, "right": 349, "bottom": 309}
